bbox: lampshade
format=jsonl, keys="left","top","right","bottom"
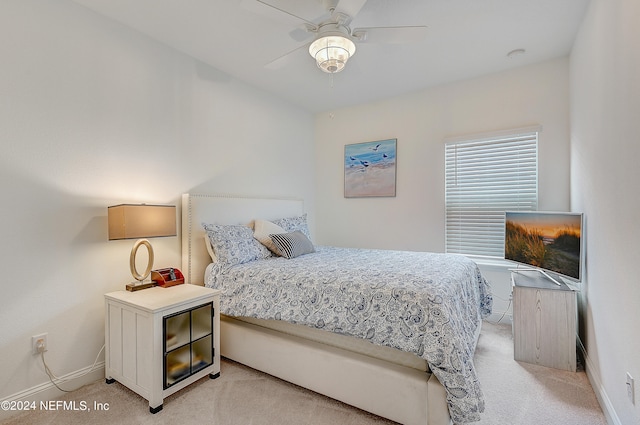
{"left": 108, "top": 204, "right": 176, "bottom": 240}
{"left": 308, "top": 33, "right": 356, "bottom": 74}
{"left": 108, "top": 204, "right": 176, "bottom": 291}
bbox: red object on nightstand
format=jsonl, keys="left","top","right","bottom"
{"left": 151, "top": 268, "right": 185, "bottom": 287}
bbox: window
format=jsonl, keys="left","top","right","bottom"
{"left": 445, "top": 127, "right": 539, "bottom": 258}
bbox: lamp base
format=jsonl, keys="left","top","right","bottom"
{"left": 125, "top": 281, "right": 157, "bottom": 292}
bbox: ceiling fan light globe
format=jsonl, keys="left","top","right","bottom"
{"left": 318, "top": 57, "right": 343, "bottom": 73}
{"left": 315, "top": 47, "right": 348, "bottom": 73}
{"left": 309, "top": 34, "right": 356, "bottom": 73}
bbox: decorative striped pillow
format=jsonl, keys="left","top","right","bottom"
{"left": 270, "top": 230, "right": 315, "bottom": 259}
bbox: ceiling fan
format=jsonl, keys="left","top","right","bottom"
{"left": 247, "top": 0, "right": 428, "bottom": 74}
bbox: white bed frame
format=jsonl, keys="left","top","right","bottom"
{"left": 181, "top": 193, "right": 451, "bottom": 425}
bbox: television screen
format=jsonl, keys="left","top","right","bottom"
{"left": 505, "top": 211, "right": 583, "bottom": 281}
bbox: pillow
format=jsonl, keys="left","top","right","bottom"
{"left": 272, "top": 213, "right": 311, "bottom": 240}
{"left": 269, "top": 231, "right": 315, "bottom": 259}
{"left": 204, "top": 234, "right": 217, "bottom": 262}
{"left": 253, "top": 219, "right": 286, "bottom": 254}
{"left": 202, "top": 223, "right": 271, "bottom": 268}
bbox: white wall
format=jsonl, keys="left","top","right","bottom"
{"left": 570, "top": 0, "right": 640, "bottom": 423}
{"left": 0, "top": 0, "right": 314, "bottom": 407}
{"left": 314, "top": 58, "right": 571, "bottom": 319}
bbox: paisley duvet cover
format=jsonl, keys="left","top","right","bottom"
{"left": 205, "top": 245, "right": 492, "bottom": 423}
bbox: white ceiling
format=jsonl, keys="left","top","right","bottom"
{"left": 71, "top": 0, "right": 590, "bottom": 113}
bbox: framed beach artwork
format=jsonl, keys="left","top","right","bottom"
{"left": 344, "top": 139, "right": 397, "bottom": 198}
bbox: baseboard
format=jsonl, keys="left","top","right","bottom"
{"left": 577, "top": 337, "right": 620, "bottom": 425}
{"left": 0, "top": 363, "right": 105, "bottom": 421}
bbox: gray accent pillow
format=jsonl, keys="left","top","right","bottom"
{"left": 270, "top": 230, "right": 315, "bottom": 259}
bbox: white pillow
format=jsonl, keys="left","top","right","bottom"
{"left": 253, "top": 219, "right": 286, "bottom": 254}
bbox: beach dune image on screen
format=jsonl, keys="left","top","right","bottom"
{"left": 505, "top": 212, "right": 582, "bottom": 280}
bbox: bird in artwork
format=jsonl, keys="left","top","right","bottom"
{"left": 360, "top": 160, "right": 370, "bottom": 167}
{"left": 370, "top": 144, "right": 381, "bottom": 151}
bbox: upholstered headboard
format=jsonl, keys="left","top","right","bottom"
{"left": 181, "top": 193, "right": 304, "bottom": 285}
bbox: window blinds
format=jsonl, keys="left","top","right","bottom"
{"left": 445, "top": 129, "right": 538, "bottom": 258}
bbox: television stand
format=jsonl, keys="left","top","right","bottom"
{"left": 509, "top": 267, "right": 562, "bottom": 286}
{"left": 511, "top": 271, "right": 577, "bottom": 371}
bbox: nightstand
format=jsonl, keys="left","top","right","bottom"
{"left": 511, "top": 271, "right": 577, "bottom": 372}
{"left": 104, "top": 284, "right": 221, "bottom": 413}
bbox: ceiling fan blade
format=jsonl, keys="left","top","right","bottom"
{"left": 333, "top": 0, "right": 368, "bottom": 18}
{"left": 264, "top": 43, "right": 310, "bottom": 70}
{"left": 241, "top": 0, "right": 316, "bottom": 26}
{"left": 352, "top": 26, "right": 428, "bottom": 44}
{"left": 289, "top": 24, "right": 317, "bottom": 42}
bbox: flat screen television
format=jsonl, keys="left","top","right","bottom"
{"left": 505, "top": 211, "right": 583, "bottom": 284}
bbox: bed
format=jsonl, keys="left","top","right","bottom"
{"left": 181, "top": 193, "right": 492, "bottom": 425}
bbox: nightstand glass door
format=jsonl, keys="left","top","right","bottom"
{"left": 163, "top": 302, "right": 214, "bottom": 388}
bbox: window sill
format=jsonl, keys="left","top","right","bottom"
{"left": 465, "top": 256, "right": 513, "bottom": 270}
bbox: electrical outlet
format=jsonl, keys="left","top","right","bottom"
{"left": 31, "top": 333, "right": 47, "bottom": 355}
{"left": 627, "top": 372, "right": 635, "bottom": 404}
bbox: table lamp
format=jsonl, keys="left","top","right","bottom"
{"left": 108, "top": 204, "right": 176, "bottom": 291}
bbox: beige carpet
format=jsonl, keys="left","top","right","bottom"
{"left": 1, "top": 321, "right": 607, "bottom": 425}
{"left": 473, "top": 322, "right": 606, "bottom": 425}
